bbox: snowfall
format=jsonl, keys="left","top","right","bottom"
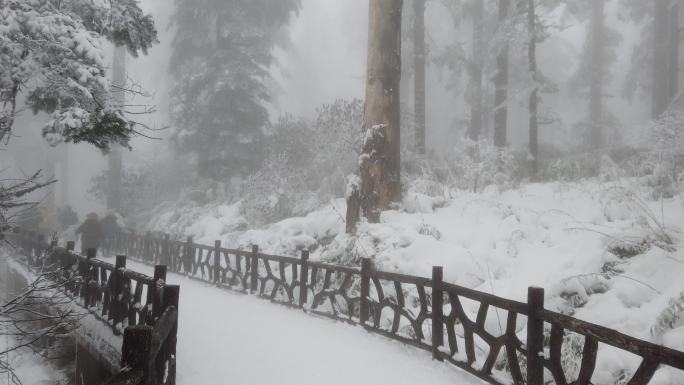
{"left": 142, "top": 178, "right": 684, "bottom": 384}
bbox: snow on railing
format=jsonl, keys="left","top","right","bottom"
{"left": 8, "top": 229, "right": 179, "bottom": 385}
{"left": 101, "top": 229, "right": 684, "bottom": 385}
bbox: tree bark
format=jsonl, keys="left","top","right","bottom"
{"left": 107, "top": 45, "right": 126, "bottom": 212}
{"left": 468, "top": 0, "right": 485, "bottom": 141}
{"left": 494, "top": 0, "right": 510, "bottom": 148}
{"left": 351, "top": 0, "right": 403, "bottom": 225}
{"left": 527, "top": 0, "right": 539, "bottom": 178}
{"left": 653, "top": 0, "right": 669, "bottom": 118}
{"left": 413, "top": 0, "right": 426, "bottom": 154}
{"left": 588, "top": 0, "right": 604, "bottom": 150}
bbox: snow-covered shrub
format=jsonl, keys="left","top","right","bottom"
{"left": 635, "top": 112, "right": 684, "bottom": 199}
{"left": 89, "top": 155, "right": 189, "bottom": 227}
{"left": 601, "top": 187, "right": 674, "bottom": 250}
{"left": 542, "top": 152, "right": 601, "bottom": 182}
{"left": 651, "top": 291, "right": 684, "bottom": 337}
{"left": 240, "top": 153, "right": 311, "bottom": 226}
{"left": 401, "top": 150, "right": 450, "bottom": 214}
{"left": 240, "top": 99, "right": 363, "bottom": 226}
{"left": 449, "top": 138, "right": 523, "bottom": 192}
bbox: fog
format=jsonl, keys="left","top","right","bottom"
{"left": 5, "top": 2, "right": 684, "bottom": 385}
{"left": 0, "top": 0, "right": 675, "bottom": 226}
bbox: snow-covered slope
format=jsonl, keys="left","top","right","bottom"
{"left": 146, "top": 178, "right": 684, "bottom": 383}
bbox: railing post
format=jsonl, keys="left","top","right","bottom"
{"left": 214, "top": 240, "right": 221, "bottom": 283}
{"left": 298, "top": 249, "right": 310, "bottom": 308}
{"left": 184, "top": 236, "right": 193, "bottom": 274}
{"left": 152, "top": 265, "right": 167, "bottom": 321}
{"left": 527, "top": 287, "right": 545, "bottom": 385}
{"left": 88, "top": 261, "right": 99, "bottom": 308}
{"left": 250, "top": 245, "right": 259, "bottom": 293}
{"left": 81, "top": 248, "right": 96, "bottom": 303}
{"left": 121, "top": 326, "right": 154, "bottom": 385}
{"left": 112, "top": 255, "right": 127, "bottom": 333}
{"left": 432, "top": 266, "right": 444, "bottom": 361}
{"left": 161, "top": 285, "right": 180, "bottom": 385}
{"left": 360, "top": 258, "right": 371, "bottom": 325}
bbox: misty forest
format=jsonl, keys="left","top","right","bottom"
{"left": 2, "top": 0, "right": 684, "bottom": 384}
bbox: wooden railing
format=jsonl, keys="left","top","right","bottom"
{"left": 8, "top": 229, "right": 179, "bottom": 385}
{"left": 105, "top": 229, "right": 684, "bottom": 385}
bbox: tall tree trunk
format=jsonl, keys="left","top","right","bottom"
{"left": 469, "top": 0, "right": 485, "bottom": 141}
{"left": 107, "top": 45, "right": 125, "bottom": 212}
{"left": 653, "top": 0, "right": 669, "bottom": 118}
{"left": 588, "top": 0, "right": 604, "bottom": 150}
{"left": 494, "top": 0, "right": 510, "bottom": 148}
{"left": 528, "top": 0, "right": 538, "bottom": 178}
{"left": 667, "top": 2, "right": 680, "bottom": 103}
{"left": 413, "top": 0, "right": 426, "bottom": 154}
{"left": 348, "top": 0, "right": 403, "bottom": 229}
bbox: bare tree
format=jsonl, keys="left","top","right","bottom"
{"left": 0, "top": 256, "right": 81, "bottom": 384}
{"left": 1, "top": 172, "right": 55, "bottom": 242}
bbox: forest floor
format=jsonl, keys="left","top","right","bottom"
{"left": 143, "top": 177, "right": 684, "bottom": 384}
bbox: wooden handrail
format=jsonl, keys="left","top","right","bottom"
{"left": 150, "top": 306, "right": 178, "bottom": 359}
{"left": 7, "top": 230, "right": 180, "bottom": 385}
{"left": 12, "top": 229, "right": 684, "bottom": 385}
{"left": 539, "top": 309, "right": 684, "bottom": 370}
{"left": 104, "top": 229, "right": 684, "bottom": 385}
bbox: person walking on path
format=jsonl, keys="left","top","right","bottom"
{"left": 99, "top": 212, "right": 121, "bottom": 254}
{"left": 76, "top": 213, "right": 103, "bottom": 254}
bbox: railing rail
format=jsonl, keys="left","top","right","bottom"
{"left": 102, "top": 228, "right": 684, "bottom": 385}
{"left": 8, "top": 229, "right": 179, "bottom": 385}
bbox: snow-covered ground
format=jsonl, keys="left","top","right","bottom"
{"left": 102, "top": 257, "right": 483, "bottom": 385}
{"left": 145, "top": 178, "right": 684, "bottom": 383}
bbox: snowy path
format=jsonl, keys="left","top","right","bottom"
{"left": 114, "top": 258, "right": 483, "bottom": 385}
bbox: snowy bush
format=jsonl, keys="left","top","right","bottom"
{"left": 240, "top": 99, "right": 363, "bottom": 226}
{"left": 542, "top": 152, "right": 602, "bottom": 182}
{"left": 652, "top": 291, "right": 684, "bottom": 337}
{"left": 89, "top": 156, "right": 188, "bottom": 226}
{"left": 633, "top": 112, "right": 684, "bottom": 199}
{"left": 449, "top": 138, "right": 523, "bottom": 192}
{"left": 600, "top": 187, "right": 675, "bottom": 251}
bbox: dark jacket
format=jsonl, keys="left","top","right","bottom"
{"left": 76, "top": 218, "right": 103, "bottom": 250}
{"left": 100, "top": 215, "right": 120, "bottom": 241}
